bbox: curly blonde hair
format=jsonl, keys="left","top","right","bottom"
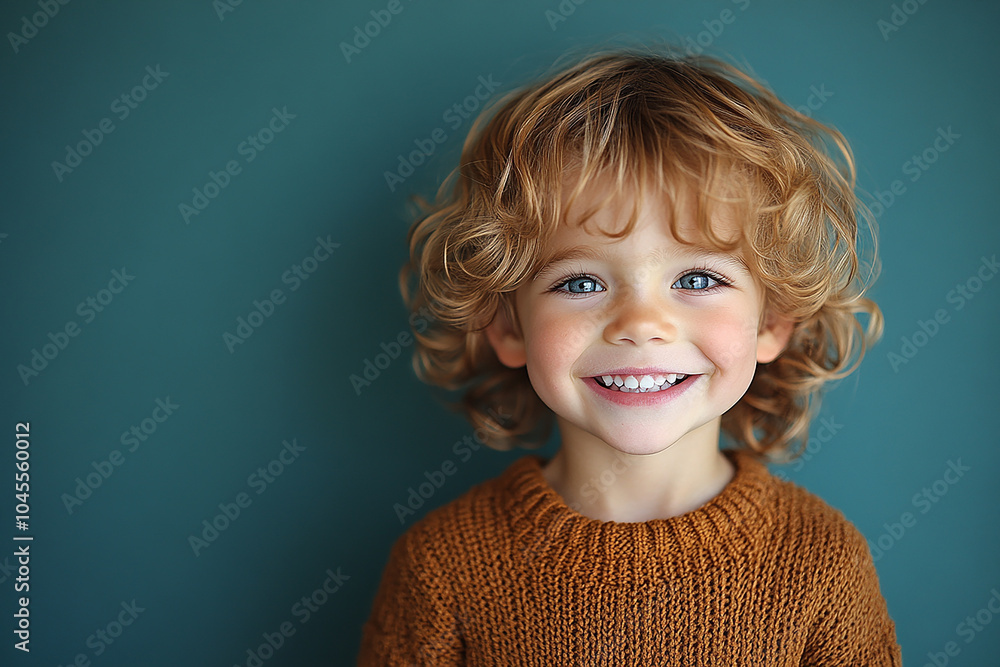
{"left": 400, "top": 47, "right": 883, "bottom": 460}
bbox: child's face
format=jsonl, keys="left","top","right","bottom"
{"left": 486, "top": 176, "right": 793, "bottom": 456}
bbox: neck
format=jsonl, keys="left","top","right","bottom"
{"left": 542, "top": 418, "right": 735, "bottom": 523}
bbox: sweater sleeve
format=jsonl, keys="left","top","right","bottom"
{"left": 800, "top": 520, "right": 902, "bottom": 666}
{"left": 357, "top": 528, "right": 465, "bottom": 666}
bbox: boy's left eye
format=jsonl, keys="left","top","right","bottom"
{"left": 672, "top": 272, "right": 726, "bottom": 290}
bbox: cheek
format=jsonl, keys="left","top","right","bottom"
{"left": 526, "top": 311, "right": 579, "bottom": 364}
{"left": 689, "top": 308, "right": 760, "bottom": 374}
{"left": 523, "top": 307, "right": 595, "bottom": 385}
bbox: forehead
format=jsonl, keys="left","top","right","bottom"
{"left": 547, "top": 171, "right": 749, "bottom": 256}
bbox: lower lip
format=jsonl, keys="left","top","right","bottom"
{"left": 586, "top": 375, "right": 699, "bottom": 406}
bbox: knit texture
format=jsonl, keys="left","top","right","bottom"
{"left": 358, "top": 449, "right": 902, "bottom": 665}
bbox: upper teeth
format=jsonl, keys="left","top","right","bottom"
{"left": 597, "top": 374, "right": 688, "bottom": 392}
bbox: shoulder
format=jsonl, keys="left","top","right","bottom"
{"left": 756, "top": 470, "right": 902, "bottom": 661}
{"left": 770, "top": 474, "right": 871, "bottom": 554}
{"left": 387, "top": 455, "right": 533, "bottom": 567}
{"left": 360, "top": 461, "right": 523, "bottom": 665}
{"left": 726, "top": 449, "right": 870, "bottom": 560}
{"left": 762, "top": 469, "right": 882, "bottom": 594}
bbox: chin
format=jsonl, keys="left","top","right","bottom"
{"left": 595, "top": 429, "right": 684, "bottom": 457}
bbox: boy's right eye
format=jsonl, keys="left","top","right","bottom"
{"left": 554, "top": 275, "right": 605, "bottom": 294}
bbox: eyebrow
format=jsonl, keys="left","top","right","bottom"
{"left": 532, "top": 244, "right": 750, "bottom": 281}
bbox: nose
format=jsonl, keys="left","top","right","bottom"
{"left": 602, "top": 290, "right": 679, "bottom": 346}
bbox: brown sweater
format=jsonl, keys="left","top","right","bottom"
{"left": 358, "top": 449, "right": 902, "bottom": 665}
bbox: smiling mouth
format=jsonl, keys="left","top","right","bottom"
{"left": 592, "top": 373, "right": 692, "bottom": 393}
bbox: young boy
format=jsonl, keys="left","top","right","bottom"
{"left": 359, "top": 47, "right": 901, "bottom": 665}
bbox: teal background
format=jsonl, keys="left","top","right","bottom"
{"left": 1, "top": 0, "right": 998, "bottom": 664}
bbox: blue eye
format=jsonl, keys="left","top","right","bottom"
{"left": 673, "top": 272, "right": 726, "bottom": 290}
{"left": 556, "top": 276, "right": 605, "bottom": 294}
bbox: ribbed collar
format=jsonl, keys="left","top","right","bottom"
{"left": 500, "top": 449, "right": 778, "bottom": 586}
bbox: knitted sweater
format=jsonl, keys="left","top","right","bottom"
{"left": 358, "top": 449, "right": 902, "bottom": 665}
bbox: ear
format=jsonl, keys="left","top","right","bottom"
{"left": 484, "top": 300, "right": 527, "bottom": 369}
{"left": 756, "top": 309, "right": 795, "bottom": 364}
